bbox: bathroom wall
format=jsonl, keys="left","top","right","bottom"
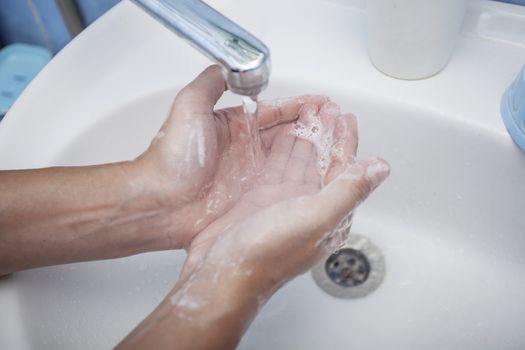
{"left": 0, "top": 0, "right": 523, "bottom": 54}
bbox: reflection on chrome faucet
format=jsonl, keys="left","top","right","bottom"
{"left": 131, "top": 0, "right": 271, "bottom": 96}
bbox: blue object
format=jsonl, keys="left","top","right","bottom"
{"left": 496, "top": 0, "right": 525, "bottom": 5}
{"left": 0, "top": 0, "right": 71, "bottom": 53}
{"left": 76, "top": 0, "right": 121, "bottom": 25}
{"left": 501, "top": 65, "right": 525, "bottom": 152}
{"left": 0, "top": 44, "right": 51, "bottom": 118}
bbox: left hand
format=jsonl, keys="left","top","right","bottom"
{"left": 131, "top": 65, "right": 329, "bottom": 249}
{"left": 178, "top": 98, "right": 362, "bottom": 284}
{"left": 117, "top": 94, "right": 389, "bottom": 350}
{"left": 117, "top": 66, "right": 390, "bottom": 350}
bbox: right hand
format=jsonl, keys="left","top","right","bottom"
{"left": 177, "top": 98, "right": 390, "bottom": 301}
{"left": 118, "top": 81, "right": 390, "bottom": 350}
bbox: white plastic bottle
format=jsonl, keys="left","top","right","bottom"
{"left": 367, "top": 0, "right": 469, "bottom": 80}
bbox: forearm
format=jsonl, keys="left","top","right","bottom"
{"left": 117, "top": 264, "right": 263, "bottom": 350}
{"left": 0, "top": 162, "right": 172, "bottom": 274}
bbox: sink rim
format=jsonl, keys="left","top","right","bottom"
{"left": 0, "top": 0, "right": 525, "bottom": 349}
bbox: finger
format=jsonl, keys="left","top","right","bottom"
{"left": 260, "top": 124, "right": 284, "bottom": 152}
{"left": 300, "top": 102, "right": 341, "bottom": 187}
{"left": 282, "top": 137, "right": 313, "bottom": 183}
{"left": 231, "top": 158, "right": 389, "bottom": 281}
{"left": 283, "top": 104, "right": 319, "bottom": 183}
{"left": 324, "top": 113, "right": 358, "bottom": 184}
{"left": 337, "top": 113, "right": 358, "bottom": 158}
{"left": 319, "top": 100, "right": 340, "bottom": 116}
{"left": 304, "top": 145, "right": 322, "bottom": 188}
{"left": 318, "top": 158, "right": 390, "bottom": 216}
{"left": 257, "top": 95, "right": 329, "bottom": 130}
{"left": 215, "top": 95, "right": 330, "bottom": 149}
{"left": 173, "top": 65, "right": 227, "bottom": 115}
{"left": 263, "top": 125, "right": 296, "bottom": 185}
{"left": 316, "top": 102, "right": 339, "bottom": 182}
{"left": 300, "top": 158, "right": 390, "bottom": 242}
{"left": 215, "top": 95, "right": 329, "bottom": 129}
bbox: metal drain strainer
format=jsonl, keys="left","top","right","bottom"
{"left": 312, "top": 234, "right": 385, "bottom": 299}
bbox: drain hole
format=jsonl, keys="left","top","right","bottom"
{"left": 312, "top": 234, "right": 385, "bottom": 299}
{"left": 325, "top": 248, "right": 370, "bottom": 287}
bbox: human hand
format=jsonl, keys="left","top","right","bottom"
{"left": 118, "top": 66, "right": 389, "bottom": 350}
{"left": 132, "top": 65, "right": 329, "bottom": 249}
{"left": 155, "top": 97, "right": 389, "bottom": 350}
{"left": 175, "top": 97, "right": 390, "bottom": 296}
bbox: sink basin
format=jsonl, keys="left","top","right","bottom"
{"left": 1, "top": 0, "right": 525, "bottom": 349}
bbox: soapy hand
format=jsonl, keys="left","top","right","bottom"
{"left": 118, "top": 65, "right": 390, "bottom": 350}
{"left": 134, "top": 63, "right": 390, "bottom": 286}
{"left": 118, "top": 66, "right": 390, "bottom": 350}
{"left": 177, "top": 102, "right": 390, "bottom": 296}
{"left": 0, "top": 58, "right": 389, "bottom": 350}
{"left": 178, "top": 99, "right": 363, "bottom": 276}
{"left": 134, "top": 65, "right": 330, "bottom": 249}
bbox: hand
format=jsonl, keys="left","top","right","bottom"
{"left": 177, "top": 98, "right": 390, "bottom": 296}
{"left": 118, "top": 85, "right": 389, "bottom": 350}
{"left": 132, "top": 65, "right": 329, "bottom": 249}
{"left": 117, "top": 66, "right": 390, "bottom": 350}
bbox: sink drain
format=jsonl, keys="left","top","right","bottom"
{"left": 312, "top": 234, "right": 385, "bottom": 299}
{"left": 325, "top": 248, "right": 370, "bottom": 287}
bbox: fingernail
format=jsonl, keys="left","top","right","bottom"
{"left": 366, "top": 159, "right": 390, "bottom": 189}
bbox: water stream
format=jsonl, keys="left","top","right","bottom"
{"left": 242, "top": 96, "right": 264, "bottom": 169}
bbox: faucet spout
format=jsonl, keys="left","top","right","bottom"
{"left": 131, "top": 0, "right": 271, "bottom": 96}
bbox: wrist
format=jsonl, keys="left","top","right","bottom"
{"left": 117, "top": 262, "right": 262, "bottom": 350}
{"left": 168, "top": 264, "right": 263, "bottom": 347}
{"left": 125, "top": 154, "right": 215, "bottom": 250}
{"left": 104, "top": 160, "right": 177, "bottom": 251}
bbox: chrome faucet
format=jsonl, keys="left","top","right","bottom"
{"left": 131, "top": 0, "right": 271, "bottom": 96}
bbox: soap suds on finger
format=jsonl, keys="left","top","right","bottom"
{"left": 289, "top": 108, "right": 339, "bottom": 182}
{"left": 184, "top": 119, "right": 207, "bottom": 167}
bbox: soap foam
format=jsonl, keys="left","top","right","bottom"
{"left": 195, "top": 121, "right": 206, "bottom": 167}
{"left": 290, "top": 112, "right": 335, "bottom": 182}
{"left": 184, "top": 119, "right": 206, "bottom": 167}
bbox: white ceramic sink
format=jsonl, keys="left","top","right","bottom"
{"left": 1, "top": 0, "right": 525, "bottom": 349}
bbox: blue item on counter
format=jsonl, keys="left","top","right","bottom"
{"left": 501, "top": 65, "right": 525, "bottom": 152}
{"left": 0, "top": 44, "right": 52, "bottom": 119}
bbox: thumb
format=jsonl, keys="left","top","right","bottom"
{"left": 307, "top": 158, "right": 390, "bottom": 232}
{"left": 173, "top": 65, "right": 227, "bottom": 115}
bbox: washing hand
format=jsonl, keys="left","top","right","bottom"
{"left": 134, "top": 65, "right": 330, "bottom": 249}
{"left": 0, "top": 65, "right": 354, "bottom": 273}
{"left": 0, "top": 62, "right": 390, "bottom": 349}
{"left": 119, "top": 66, "right": 390, "bottom": 350}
